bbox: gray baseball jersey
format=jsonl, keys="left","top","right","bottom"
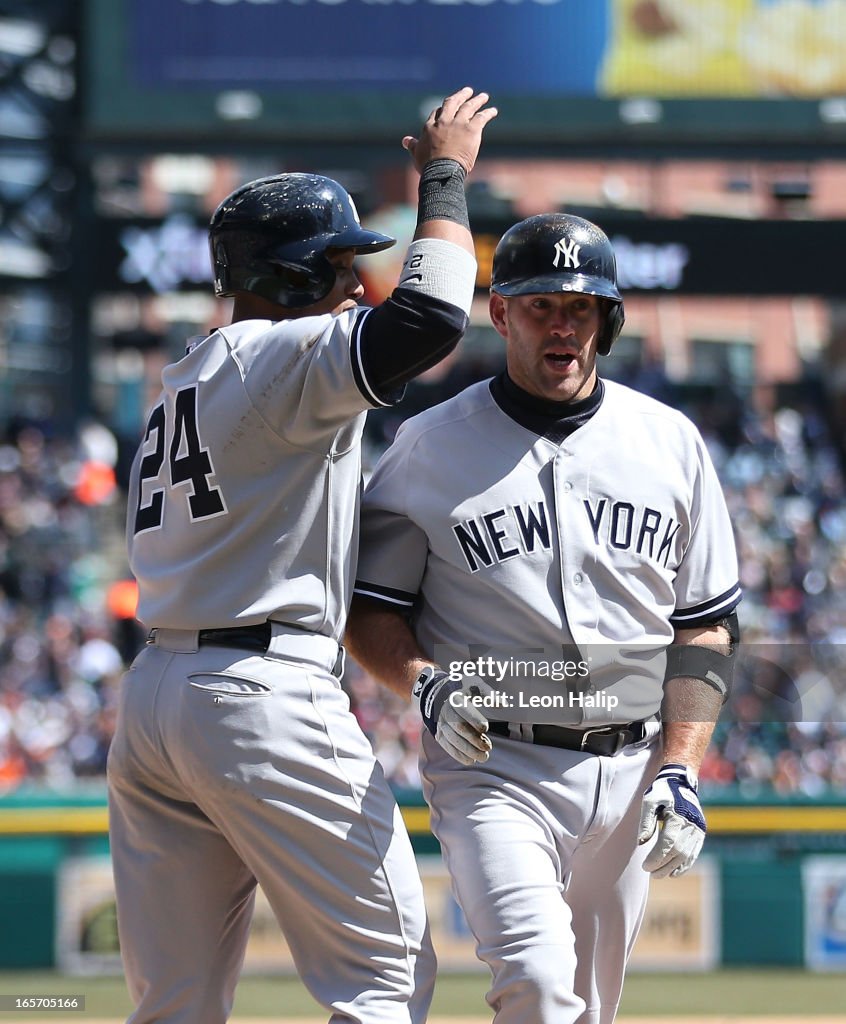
{"left": 128, "top": 309, "right": 383, "bottom": 637}
{"left": 354, "top": 375, "right": 740, "bottom": 1024}
{"left": 356, "top": 377, "right": 741, "bottom": 723}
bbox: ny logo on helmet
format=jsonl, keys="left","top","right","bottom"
{"left": 553, "top": 237, "right": 581, "bottom": 270}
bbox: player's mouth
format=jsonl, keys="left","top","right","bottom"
{"left": 544, "top": 351, "right": 578, "bottom": 372}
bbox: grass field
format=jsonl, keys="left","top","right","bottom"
{"left": 0, "top": 968, "right": 844, "bottom": 1019}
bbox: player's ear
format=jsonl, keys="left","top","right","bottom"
{"left": 489, "top": 292, "right": 508, "bottom": 339}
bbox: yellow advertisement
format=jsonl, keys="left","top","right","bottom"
{"left": 630, "top": 858, "right": 720, "bottom": 970}
{"left": 56, "top": 853, "right": 718, "bottom": 976}
{"left": 602, "top": 0, "right": 846, "bottom": 97}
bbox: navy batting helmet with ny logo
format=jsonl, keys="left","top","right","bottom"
{"left": 491, "top": 213, "right": 625, "bottom": 355}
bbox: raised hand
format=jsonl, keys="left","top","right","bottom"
{"left": 402, "top": 87, "right": 497, "bottom": 175}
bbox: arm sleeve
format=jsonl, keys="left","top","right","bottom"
{"left": 356, "top": 234, "right": 477, "bottom": 402}
{"left": 355, "top": 288, "right": 467, "bottom": 404}
{"left": 670, "top": 432, "right": 742, "bottom": 629}
{"left": 354, "top": 426, "right": 431, "bottom": 606}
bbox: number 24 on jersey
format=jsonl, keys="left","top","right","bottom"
{"left": 134, "top": 385, "right": 227, "bottom": 534}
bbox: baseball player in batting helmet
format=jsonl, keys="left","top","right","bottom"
{"left": 346, "top": 212, "right": 741, "bottom": 1023}
{"left": 107, "top": 87, "right": 497, "bottom": 1024}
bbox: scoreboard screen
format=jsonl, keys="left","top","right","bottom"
{"left": 85, "top": 0, "right": 846, "bottom": 144}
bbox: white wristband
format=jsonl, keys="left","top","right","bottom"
{"left": 398, "top": 238, "right": 477, "bottom": 316}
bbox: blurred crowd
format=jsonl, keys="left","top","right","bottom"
{"left": 694, "top": 385, "right": 846, "bottom": 797}
{"left": 0, "top": 367, "right": 845, "bottom": 797}
{"left": 0, "top": 418, "right": 142, "bottom": 790}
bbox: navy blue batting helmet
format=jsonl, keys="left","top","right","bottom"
{"left": 491, "top": 213, "right": 625, "bottom": 355}
{"left": 209, "top": 173, "right": 396, "bottom": 309}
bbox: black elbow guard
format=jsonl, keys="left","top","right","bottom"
{"left": 664, "top": 612, "right": 740, "bottom": 703}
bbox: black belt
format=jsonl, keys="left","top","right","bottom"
{"left": 148, "top": 623, "right": 272, "bottom": 654}
{"left": 197, "top": 623, "right": 271, "bottom": 653}
{"left": 488, "top": 719, "right": 650, "bottom": 756}
{"left": 148, "top": 623, "right": 345, "bottom": 677}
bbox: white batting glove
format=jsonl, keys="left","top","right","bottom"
{"left": 638, "top": 763, "right": 706, "bottom": 879}
{"left": 413, "top": 666, "right": 492, "bottom": 766}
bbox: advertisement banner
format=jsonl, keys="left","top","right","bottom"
{"left": 603, "top": 0, "right": 846, "bottom": 98}
{"left": 130, "top": 0, "right": 846, "bottom": 98}
{"left": 132, "top": 0, "right": 609, "bottom": 96}
{"left": 92, "top": 211, "right": 846, "bottom": 298}
{"left": 55, "top": 857, "right": 122, "bottom": 975}
{"left": 56, "top": 852, "right": 718, "bottom": 975}
{"left": 803, "top": 856, "right": 846, "bottom": 970}
{"left": 416, "top": 854, "right": 719, "bottom": 972}
{"left": 629, "top": 856, "right": 720, "bottom": 970}
{"left": 87, "top": 1, "right": 846, "bottom": 140}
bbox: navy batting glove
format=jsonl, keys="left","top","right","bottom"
{"left": 413, "top": 666, "right": 491, "bottom": 766}
{"left": 638, "top": 763, "right": 706, "bottom": 878}
{"left": 413, "top": 667, "right": 458, "bottom": 736}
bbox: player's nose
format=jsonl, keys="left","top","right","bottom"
{"left": 347, "top": 271, "right": 365, "bottom": 299}
{"left": 548, "top": 310, "right": 576, "bottom": 336}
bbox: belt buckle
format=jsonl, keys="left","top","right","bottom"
{"left": 579, "top": 726, "right": 606, "bottom": 751}
{"left": 580, "top": 725, "right": 625, "bottom": 755}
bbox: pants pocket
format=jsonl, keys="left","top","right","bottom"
{"left": 188, "top": 672, "right": 272, "bottom": 696}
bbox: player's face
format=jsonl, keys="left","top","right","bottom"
{"left": 311, "top": 248, "right": 365, "bottom": 315}
{"left": 490, "top": 291, "right": 602, "bottom": 403}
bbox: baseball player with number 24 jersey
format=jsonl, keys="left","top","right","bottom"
{"left": 346, "top": 213, "right": 741, "bottom": 1024}
{"left": 107, "top": 88, "right": 497, "bottom": 1024}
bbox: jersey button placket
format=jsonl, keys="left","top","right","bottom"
{"left": 552, "top": 453, "right": 572, "bottom": 602}
{"left": 552, "top": 451, "right": 585, "bottom": 723}
{"left": 555, "top": 451, "right": 594, "bottom": 725}
{"left": 554, "top": 451, "right": 583, "bottom": 596}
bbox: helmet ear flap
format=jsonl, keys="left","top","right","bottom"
{"left": 598, "top": 300, "right": 625, "bottom": 357}
{"left": 268, "top": 254, "right": 335, "bottom": 309}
